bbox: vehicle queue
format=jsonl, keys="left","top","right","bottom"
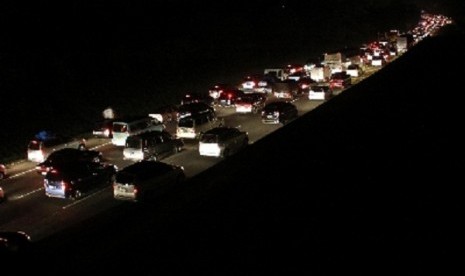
{"left": 0, "top": 12, "right": 452, "bottom": 251}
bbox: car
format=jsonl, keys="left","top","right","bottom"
{"left": 371, "top": 55, "right": 386, "bottom": 67}
{"left": 218, "top": 89, "right": 245, "bottom": 107}
{"left": 177, "top": 102, "right": 216, "bottom": 120}
{"left": 149, "top": 104, "right": 179, "bottom": 123}
{"left": 261, "top": 101, "right": 298, "bottom": 124}
{"left": 0, "top": 231, "right": 32, "bottom": 256}
{"left": 44, "top": 161, "right": 117, "bottom": 200}
{"left": 92, "top": 118, "right": 116, "bottom": 138}
{"left": 235, "top": 93, "right": 267, "bottom": 114}
{"left": 297, "top": 77, "right": 317, "bottom": 94}
{"left": 208, "top": 83, "right": 235, "bottom": 101}
{"left": 123, "top": 130, "right": 184, "bottom": 161}
{"left": 113, "top": 160, "right": 185, "bottom": 201}
{"left": 273, "top": 79, "right": 300, "bottom": 100}
{"left": 27, "top": 130, "right": 87, "bottom": 163}
{"left": 308, "top": 84, "right": 333, "bottom": 100}
{"left": 241, "top": 75, "right": 272, "bottom": 94}
{"left": 0, "top": 164, "right": 6, "bottom": 180}
{"left": 35, "top": 148, "right": 103, "bottom": 176}
{"left": 346, "top": 64, "right": 364, "bottom": 77}
{"left": 329, "top": 71, "right": 352, "bottom": 90}
{"left": 199, "top": 126, "right": 249, "bottom": 158}
{"left": 181, "top": 92, "right": 215, "bottom": 107}
{"left": 0, "top": 186, "right": 5, "bottom": 202}
{"left": 287, "top": 71, "right": 308, "bottom": 82}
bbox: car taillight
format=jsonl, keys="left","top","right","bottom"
{"left": 104, "top": 128, "right": 110, "bottom": 137}
{"left": 61, "top": 181, "right": 68, "bottom": 191}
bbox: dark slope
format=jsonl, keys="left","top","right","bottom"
{"left": 22, "top": 26, "right": 465, "bottom": 275}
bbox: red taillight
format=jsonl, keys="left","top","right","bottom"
{"left": 228, "top": 93, "right": 232, "bottom": 99}
{"left": 61, "top": 181, "right": 67, "bottom": 191}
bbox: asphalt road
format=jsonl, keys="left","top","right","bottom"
{"left": 0, "top": 67, "right": 379, "bottom": 242}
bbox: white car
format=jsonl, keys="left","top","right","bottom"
{"left": 346, "top": 64, "right": 363, "bottom": 77}
{"left": 308, "top": 85, "right": 333, "bottom": 100}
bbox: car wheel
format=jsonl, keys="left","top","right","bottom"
{"left": 108, "top": 174, "right": 116, "bottom": 185}
{"left": 222, "top": 149, "right": 230, "bottom": 158}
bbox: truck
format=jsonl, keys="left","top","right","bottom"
{"left": 322, "top": 52, "right": 348, "bottom": 74}
{"left": 310, "top": 65, "right": 332, "bottom": 82}
{"left": 27, "top": 130, "right": 87, "bottom": 163}
{"left": 396, "top": 34, "right": 414, "bottom": 54}
{"left": 264, "top": 68, "right": 285, "bottom": 81}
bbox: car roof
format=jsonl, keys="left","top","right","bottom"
{"left": 204, "top": 127, "right": 237, "bottom": 135}
{"left": 119, "top": 161, "right": 172, "bottom": 174}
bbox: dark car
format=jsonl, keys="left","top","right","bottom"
{"left": 177, "top": 102, "right": 216, "bottom": 120}
{"left": 198, "top": 126, "right": 249, "bottom": 158}
{"left": 181, "top": 92, "right": 215, "bottom": 107}
{"left": 208, "top": 83, "right": 235, "bottom": 101}
{"left": 329, "top": 71, "right": 352, "bottom": 89}
{"left": 272, "top": 79, "right": 300, "bottom": 100}
{"left": 0, "top": 231, "right": 32, "bottom": 256}
{"left": 150, "top": 104, "right": 179, "bottom": 123}
{"left": 218, "top": 89, "right": 244, "bottom": 107}
{"left": 261, "top": 101, "right": 298, "bottom": 124}
{"left": 92, "top": 119, "right": 116, "bottom": 138}
{"left": 297, "top": 77, "right": 317, "bottom": 94}
{"left": 35, "top": 148, "right": 103, "bottom": 176}
{"left": 44, "top": 161, "right": 117, "bottom": 200}
{"left": 235, "top": 93, "right": 267, "bottom": 114}
{"left": 241, "top": 74, "right": 273, "bottom": 94}
{"left": 113, "top": 160, "right": 185, "bottom": 201}
{"left": 123, "top": 130, "right": 184, "bottom": 161}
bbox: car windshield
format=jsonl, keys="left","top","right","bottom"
{"left": 126, "top": 137, "right": 142, "bottom": 149}
{"left": 200, "top": 134, "right": 218, "bottom": 143}
{"left": 116, "top": 172, "right": 135, "bottom": 184}
{"left": 113, "top": 123, "right": 128, "bottom": 133}
{"left": 178, "top": 117, "right": 194, "bottom": 128}
{"left": 28, "top": 140, "right": 41, "bottom": 150}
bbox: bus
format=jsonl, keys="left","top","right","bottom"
{"left": 111, "top": 116, "right": 165, "bottom": 146}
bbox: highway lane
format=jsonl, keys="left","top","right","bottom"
{"left": 0, "top": 70, "right": 376, "bottom": 242}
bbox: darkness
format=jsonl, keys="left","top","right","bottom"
{"left": 2, "top": 1, "right": 465, "bottom": 274}
{"left": 0, "top": 1, "right": 421, "bottom": 142}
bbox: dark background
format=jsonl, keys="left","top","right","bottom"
{"left": 2, "top": 1, "right": 465, "bottom": 274}
{"left": 0, "top": 0, "right": 426, "bottom": 161}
